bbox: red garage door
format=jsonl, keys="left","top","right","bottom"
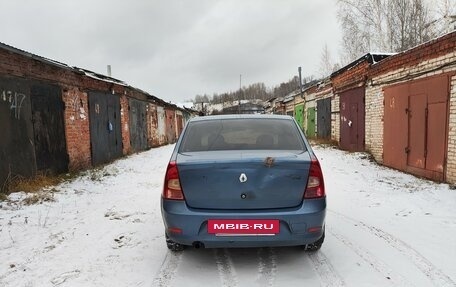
{"left": 383, "top": 74, "right": 449, "bottom": 181}
{"left": 340, "top": 87, "right": 365, "bottom": 152}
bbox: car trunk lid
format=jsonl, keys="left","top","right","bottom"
{"left": 176, "top": 150, "right": 311, "bottom": 210}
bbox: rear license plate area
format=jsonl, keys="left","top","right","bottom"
{"left": 207, "top": 219, "right": 280, "bottom": 236}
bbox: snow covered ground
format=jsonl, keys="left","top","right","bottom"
{"left": 1, "top": 144, "right": 455, "bottom": 287}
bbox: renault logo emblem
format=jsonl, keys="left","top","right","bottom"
{"left": 239, "top": 173, "right": 248, "bottom": 183}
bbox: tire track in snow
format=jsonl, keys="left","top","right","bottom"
{"left": 328, "top": 227, "right": 412, "bottom": 286}
{"left": 152, "top": 251, "right": 183, "bottom": 287}
{"left": 307, "top": 250, "right": 346, "bottom": 287}
{"left": 329, "top": 209, "right": 456, "bottom": 287}
{"left": 256, "top": 247, "right": 277, "bottom": 286}
{"left": 214, "top": 248, "right": 238, "bottom": 287}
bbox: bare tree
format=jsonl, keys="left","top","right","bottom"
{"left": 319, "top": 44, "right": 337, "bottom": 77}
{"left": 338, "top": 0, "right": 434, "bottom": 62}
{"left": 272, "top": 76, "right": 301, "bottom": 99}
{"left": 387, "top": 0, "right": 431, "bottom": 51}
{"left": 435, "top": 0, "right": 456, "bottom": 19}
{"left": 427, "top": 0, "right": 456, "bottom": 35}
{"left": 192, "top": 76, "right": 318, "bottom": 104}
{"left": 338, "top": 0, "right": 387, "bottom": 61}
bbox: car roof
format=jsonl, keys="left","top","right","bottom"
{"left": 189, "top": 114, "right": 294, "bottom": 122}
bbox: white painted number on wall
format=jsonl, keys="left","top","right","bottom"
{"left": 2, "top": 90, "right": 27, "bottom": 119}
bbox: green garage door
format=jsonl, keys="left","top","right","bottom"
{"left": 294, "top": 104, "right": 304, "bottom": 129}
{"left": 306, "top": 107, "right": 316, "bottom": 138}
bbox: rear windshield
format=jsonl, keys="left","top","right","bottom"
{"left": 179, "top": 118, "right": 306, "bottom": 152}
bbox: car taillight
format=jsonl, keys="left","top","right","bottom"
{"left": 304, "top": 155, "right": 325, "bottom": 199}
{"left": 163, "top": 161, "right": 185, "bottom": 200}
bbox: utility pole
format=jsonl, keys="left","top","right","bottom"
{"left": 197, "top": 102, "right": 206, "bottom": 116}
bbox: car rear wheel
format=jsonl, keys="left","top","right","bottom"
{"left": 302, "top": 230, "right": 325, "bottom": 252}
{"left": 165, "top": 234, "right": 185, "bottom": 252}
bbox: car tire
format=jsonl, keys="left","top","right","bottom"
{"left": 302, "top": 230, "right": 325, "bottom": 252}
{"left": 165, "top": 234, "right": 185, "bottom": 252}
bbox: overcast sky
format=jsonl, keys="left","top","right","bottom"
{"left": 0, "top": 0, "right": 341, "bottom": 103}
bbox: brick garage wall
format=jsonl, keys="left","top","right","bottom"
{"left": 369, "top": 31, "right": 456, "bottom": 79}
{"left": 147, "top": 103, "right": 160, "bottom": 147}
{"left": 366, "top": 65, "right": 456, "bottom": 178}
{"left": 365, "top": 31, "right": 456, "bottom": 182}
{"left": 448, "top": 75, "right": 456, "bottom": 182}
{"left": 364, "top": 84, "right": 384, "bottom": 162}
{"left": 165, "top": 108, "right": 177, "bottom": 143}
{"left": 332, "top": 61, "right": 370, "bottom": 92}
{"left": 175, "top": 110, "right": 183, "bottom": 138}
{"left": 284, "top": 100, "right": 294, "bottom": 115}
{"left": 0, "top": 45, "right": 170, "bottom": 173}
{"left": 62, "top": 86, "right": 91, "bottom": 171}
{"left": 331, "top": 58, "right": 372, "bottom": 145}
{"left": 119, "top": 94, "right": 131, "bottom": 154}
{"left": 294, "top": 94, "right": 305, "bottom": 105}
{"left": 0, "top": 48, "right": 80, "bottom": 86}
{"left": 1, "top": 48, "right": 93, "bottom": 171}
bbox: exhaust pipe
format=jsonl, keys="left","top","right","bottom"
{"left": 192, "top": 241, "right": 205, "bottom": 249}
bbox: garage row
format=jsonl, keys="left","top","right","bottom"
{"left": 264, "top": 31, "right": 456, "bottom": 183}
{"left": 0, "top": 42, "right": 195, "bottom": 188}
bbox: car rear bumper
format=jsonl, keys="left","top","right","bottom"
{"left": 161, "top": 198, "right": 326, "bottom": 248}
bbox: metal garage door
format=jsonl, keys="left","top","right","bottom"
{"left": 317, "top": 97, "right": 331, "bottom": 139}
{"left": 339, "top": 87, "right": 365, "bottom": 151}
{"left": 0, "top": 77, "right": 35, "bottom": 187}
{"left": 306, "top": 107, "right": 316, "bottom": 138}
{"left": 129, "top": 99, "right": 148, "bottom": 152}
{"left": 30, "top": 83, "right": 68, "bottom": 174}
{"left": 88, "top": 91, "right": 122, "bottom": 166}
{"left": 383, "top": 74, "right": 449, "bottom": 181}
{"left": 294, "top": 104, "right": 304, "bottom": 130}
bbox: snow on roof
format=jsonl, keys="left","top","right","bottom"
{"left": 283, "top": 95, "right": 295, "bottom": 103}
{"left": 331, "top": 53, "right": 394, "bottom": 78}
{"left": 175, "top": 102, "right": 195, "bottom": 109}
{"left": 74, "top": 67, "right": 128, "bottom": 86}
{"left": 368, "top": 52, "right": 397, "bottom": 56}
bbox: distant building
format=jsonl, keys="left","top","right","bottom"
{"left": 220, "top": 102, "right": 264, "bottom": 114}
{"left": 264, "top": 97, "right": 285, "bottom": 115}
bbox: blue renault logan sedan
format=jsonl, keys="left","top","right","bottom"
{"left": 161, "top": 114, "right": 326, "bottom": 251}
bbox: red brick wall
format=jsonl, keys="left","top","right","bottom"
{"left": 0, "top": 48, "right": 81, "bottom": 87}
{"left": 165, "top": 108, "right": 177, "bottom": 143}
{"left": 147, "top": 103, "right": 160, "bottom": 147}
{"left": 62, "top": 86, "right": 91, "bottom": 171}
{"left": 120, "top": 94, "right": 131, "bottom": 154}
{"left": 0, "top": 47, "right": 133, "bottom": 170}
{"left": 332, "top": 61, "right": 370, "bottom": 92}
{"left": 1, "top": 44, "right": 182, "bottom": 174}
{"left": 369, "top": 31, "right": 456, "bottom": 77}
